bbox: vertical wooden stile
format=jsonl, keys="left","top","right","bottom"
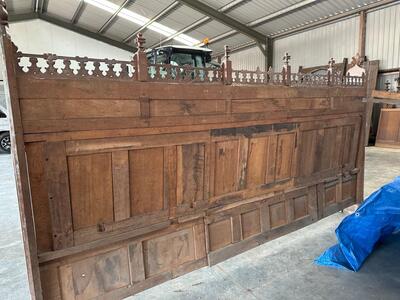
{"left": 0, "top": 3, "right": 42, "bottom": 299}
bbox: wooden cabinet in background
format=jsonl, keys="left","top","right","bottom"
{"left": 376, "top": 108, "right": 400, "bottom": 148}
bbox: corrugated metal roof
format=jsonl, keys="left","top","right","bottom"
{"left": 157, "top": 5, "right": 205, "bottom": 32}
{"left": 46, "top": 0, "right": 81, "bottom": 22}
{"left": 77, "top": 0, "right": 125, "bottom": 32}
{"left": 6, "top": 0, "right": 396, "bottom": 56}
{"left": 226, "top": 0, "right": 304, "bottom": 24}
{"left": 126, "top": 0, "right": 175, "bottom": 19}
{"left": 198, "top": 0, "right": 233, "bottom": 10}
{"left": 255, "top": 0, "right": 379, "bottom": 36}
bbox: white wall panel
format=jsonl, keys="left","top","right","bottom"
{"left": 8, "top": 19, "right": 132, "bottom": 60}
{"left": 230, "top": 46, "right": 266, "bottom": 71}
{"left": 273, "top": 16, "right": 359, "bottom": 72}
{"left": 366, "top": 3, "right": 400, "bottom": 70}
{"left": 0, "top": 19, "right": 133, "bottom": 102}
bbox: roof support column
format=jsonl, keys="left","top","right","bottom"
{"left": 358, "top": 10, "right": 367, "bottom": 59}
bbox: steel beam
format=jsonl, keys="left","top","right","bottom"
{"left": 71, "top": 0, "right": 86, "bottom": 25}
{"left": 123, "top": 1, "right": 181, "bottom": 43}
{"left": 176, "top": 0, "right": 265, "bottom": 45}
{"left": 98, "top": 0, "right": 134, "bottom": 34}
{"left": 207, "top": 0, "right": 320, "bottom": 46}
{"left": 212, "top": 40, "right": 256, "bottom": 57}
{"left": 149, "top": 0, "right": 248, "bottom": 48}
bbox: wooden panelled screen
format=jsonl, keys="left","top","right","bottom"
{"left": 0, "top": 8, "right": 366, "bottom": 299}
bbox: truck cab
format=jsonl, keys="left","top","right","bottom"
{"left": 0, "top": 106, "right": 10, "bottom": 153}
{"left": 146, "top": 45, "right": 220, "bottom": 69}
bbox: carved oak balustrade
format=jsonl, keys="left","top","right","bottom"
{"left": 15, "top": 35, "right": 366, "bottom": 87}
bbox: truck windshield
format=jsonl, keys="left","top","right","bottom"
{"left": 170, "top": 52, "right": 204, "bottom": 68}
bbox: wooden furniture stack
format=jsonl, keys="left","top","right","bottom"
{"left": 370, "top": 90, "right": 400, "bottom": 148}
{"left": 0, "top": 4, "right": 367, "bottom": 299}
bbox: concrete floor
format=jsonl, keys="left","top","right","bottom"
{"left": 0, "top": 147, "right": 399, "bottom": 300}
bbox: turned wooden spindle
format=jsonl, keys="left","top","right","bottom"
{"left": 282, "top": 52, "right": 291, "bottom": 85}
{"left": 222, "top": 45, "right": 232, "bottom": 85}
{"left": 134, "top": 32, "right": 148, "bottom": 81}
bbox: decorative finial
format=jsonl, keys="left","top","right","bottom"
{"left": 135, "top": 32, "right": 146, "bottom": 51}
{"left": 224, "top": 45, "right": 230, "bottom": 60}
{"left": 282, "top": 52, "right": 291, "bottom": 66}
{"left": 328, "top": 57, "right": 335, "bottom": 68}
{"left": 351, "top": 53, "right": 362, "bottom": 67}
{"left": 384, "top": 80, "right": 391, "bottom": 92}
{"left": 0, "top": 0, "right": 8, "bottom": 27}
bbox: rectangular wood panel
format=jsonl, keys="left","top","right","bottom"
{"left": 208, "top": 218, "right": 232, "bottom": 251}
{"left": 376, "top": 109, "right": 400, "bottom": 147}
{"left": 247, "top": 136, "right": 269, "bottom": 187}
{"left": 68, "top": 153, "right": 114, "bottom": 230}
{"left": 275, "top": 133, "right": 295, "bottom": 181}
{"left": 241, "top": 210, "right": 261, "bottom": 239}
{"left": 176, "top": 143, "right": 205, "bottom": 206}
{"left": 213, "top": 140, "right": 240, "bottom": 196}
{"left": 64, "top": 248, "right": 130, "bottom": 299}
{"left": 269, "top": 201, "right": 287, "bottom": 229}
{"left": 130, "top": 147, "right": 165, "bottom": 216}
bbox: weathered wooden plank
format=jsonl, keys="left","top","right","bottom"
{"left": 17, "top": 77, "right": 366, "bottom": 100}
{"left": 20, "top": 99, "right": 141, "bottom": 120}
{"left": 1, "top": 28, "right": 43, "bottom": 299}
{"left": 65, "top": 131, "right": 210, "bottom": 155}
{"left": 44, "top": 142, "right": 74, "bottom": 249}
{"left": 112, "top": 151, "right": 131, "bottom": 222}
{"left": 25, "top": 143, "right": 53, "bottom": 252}
{"left": 150, "top": 99, "right": 226, "bottom": 116}
{"left": 265, "top": 134, "right": 278, "bottom": 184}
{"left": 23, "top": 112, "right": 364, "bottom": 143}
{"left": 164, "top": 146, "right": 177, "bottom": 218}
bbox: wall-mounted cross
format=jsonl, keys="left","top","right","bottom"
{"left": 282, "top": 52, "right": 291, "bottom": 66}
{"left": 224, "top": 45, "right": 231, "bottom": 60}
{"left": 328, "top": 57, "right": 335, "bottom": 69}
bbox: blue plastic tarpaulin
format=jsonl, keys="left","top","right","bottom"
{"left": 315, "top": 176, "right": 400, "bottom": 271}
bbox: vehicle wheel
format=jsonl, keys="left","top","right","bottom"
{"left": 0, "top": 132, "right": 11, "bottom": 153}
